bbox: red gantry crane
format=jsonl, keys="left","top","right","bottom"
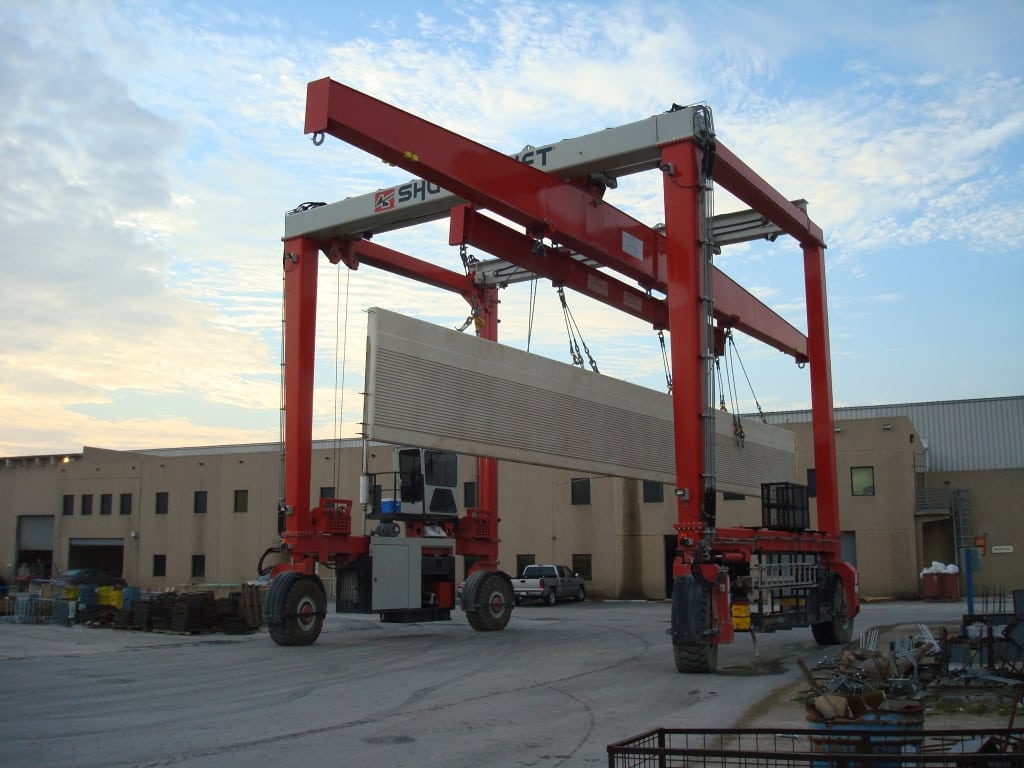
{"left": 261, "top": 78, "right": 859, "bottom": 672}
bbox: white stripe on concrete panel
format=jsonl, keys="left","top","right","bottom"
{"left": 364, "top": 308, "right": 794, "bottom": 494}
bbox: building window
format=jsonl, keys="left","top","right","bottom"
{"left": 62, "top": 495, "right": 74, "bottom": 516}
{"left": 516, "top": 554, "right": 535, "bottom": 578}
{"left": 152, "top": 554, "right": 166, "bottom": 578}
{"left": 191, "top": 555, "right": 206, "bottom": 579}
{"left": 851, "top": 466, "right": 875, "bottom": 497}
{"left": 464, "top": 481, "right": 478, "bottom": 509}
{"left": 642, "top": 480, "right": 664, "bottom": 504}
{"left": 155, "top": 492, "right": 169, "bottom": 515}
{"left": 806, "top": 468, "right": 817, "bottom": 498}
{"left": 100, "top": 493, "right": 113, "bottom": 516}
{"left": 233, "top": 489, "right": 248, "bottom": 514}
{"left": 194, "top": 491, "right": 207, "bottom": 515}
{"left": 570, "top": 478, "right": 591, "bottom": 505}
{"left": 319, "top": 487, "right": 335, "bottom": 500}
{"left": 723, "top": 491, "right": 745, "bottom": 501}
{"left": 572, "top": 554, "right": 593, "bottom": 581}
{"left": 119, "top": 493, "right": 132, "bottom": 516}
{"left": 81, "top": 494, "right": 93, "bottom": 516}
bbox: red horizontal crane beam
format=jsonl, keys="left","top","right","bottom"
{"left": 454, "top": 207, "right": 808, "bottom": 360}
{"left": 451, "top": 206, "right": 668, "bottom": 328}
{"left": 712, "top": 143, "right": 826, "bottom": 248}
{"left": 305, "top": 78, "right": 662, "bottom": 289}
{"left": 305, "top": 79, "right": 810, "bottom": 361}
{"left": 325, "top": 237, "right": 476, "bottom": 301}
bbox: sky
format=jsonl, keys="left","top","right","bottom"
{"left": 1, "top": 0, "right": 1022, "bottom": 457}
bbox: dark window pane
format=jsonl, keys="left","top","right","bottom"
{"left": 233, "top": 489, "right": 248, "bottom": 513}
{"left": 463, "top": 481, "right": 478, "bottom": 509}
{"left": 194, "top": 491, "right": 207, "bottom": 514}
{"left": 100, "top": 493, "right": 112, "bottom": 515}
{"left": 570, "top": 478, "right": 591, "bottom": 505}
{"left": 152, "top": 554, "right": 166, "bottom": 577}
{"left": 191, "top": 555, "right": 205, "bottom": 579}
{"left": 155, "top": 492, "right": 169, "bottom": 515}
{"left": 642, "top": 480, "right": 664, "bottom": 504}
{"left": 62, "top": 495, "right": 74, "bottom": 516}
{"left": 319, "top": 487, "right": 335, "bottom": 500}
{"left": 806, "top": 468, "right": 817, "bottom": 498}
{"left": 119, "top": 493, "right": 132, "bottom": 516}
{"left": 81, "top": 495, "right": 93, "bottom": 516}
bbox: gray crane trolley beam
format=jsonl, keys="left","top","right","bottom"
{"left": 470, "top": 202, "right": 808, "bottom": 290}
{"left": 285, "top": 106, "right": 705, "bottom": 241}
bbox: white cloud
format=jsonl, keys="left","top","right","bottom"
{"left": 1, "top": 0, "right": 1021, "bottom": 455}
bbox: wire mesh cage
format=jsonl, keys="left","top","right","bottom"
{"left": 606, "top": 727, "right": 1024, "bottom": 767}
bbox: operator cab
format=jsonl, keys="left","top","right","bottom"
{"left": 365, "top": 446, "right": 460, "bottom": 521}
{"left": 397, "top": 447, "right": 458, "bottom": 516}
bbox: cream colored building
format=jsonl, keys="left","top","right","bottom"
{"left": 2, "top": 397, "right": 1021, "bottom": 601}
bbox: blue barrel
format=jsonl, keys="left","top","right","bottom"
{"left": 78, "top": 584, "right": 98, "bottom": 608}
{"left": 808, "top": 703, "right": 924, "bottom": 768}
{"left": 122, "top": 586, "right": 141, "bottom": 611}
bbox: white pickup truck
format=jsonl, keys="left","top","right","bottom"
{"left": 513, "top": 564, "right": 586, "bottom": 606}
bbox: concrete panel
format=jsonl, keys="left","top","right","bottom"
{"left": 364, "top": 308, "right": 794, "bottom": 494}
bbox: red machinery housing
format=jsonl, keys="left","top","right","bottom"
{"left": 262, "top": 78, "right": 859, "bottom": 671}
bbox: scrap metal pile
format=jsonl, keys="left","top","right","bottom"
{"left": 801, "top": 617, "right": 1024, "bottom": 734}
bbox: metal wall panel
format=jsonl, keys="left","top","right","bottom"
{"left": 364, "top": 308, "right": 794, "bottom": 494}
{"left": 763, "top": 396, "right": 1024, "bottom": 472}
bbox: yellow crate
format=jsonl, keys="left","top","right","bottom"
{"left": 731, "top": 602, "right": 751, "bottom": 631}
{"left": 97, "top": 586, "right": 123, "bottom": 608}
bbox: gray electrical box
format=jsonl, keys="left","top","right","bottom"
{"left": 370, "top": 537, "right": 454, "bottom": 611}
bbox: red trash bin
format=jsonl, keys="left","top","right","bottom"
{"left": 921, "top": 573, "right": 942, "bottom": 600}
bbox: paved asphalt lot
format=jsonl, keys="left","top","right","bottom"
{"left": 0, "top": 599, "right": 969, "bottom": 767}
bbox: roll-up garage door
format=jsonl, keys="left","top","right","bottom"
{"left": 17, "top": 516, "right": 54, "bottom": 550}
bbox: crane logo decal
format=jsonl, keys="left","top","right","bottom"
{"left": 374, "top": 189, "right": 396, "bottom": 213}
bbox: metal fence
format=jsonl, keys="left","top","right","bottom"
{"left": 607, "top": 727, "right": 1024, "bottom": 767}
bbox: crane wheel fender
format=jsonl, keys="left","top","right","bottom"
{"left": 257, "top": 546, "right": 282, "bottom": 577}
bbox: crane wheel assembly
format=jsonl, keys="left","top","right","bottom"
{"left": 264, "top": 571, "right": 327, "bottom": 646}
{"left": 461, "top": 570, "right": 514, "bottom": 632}
{"left": 671, "top": 573, "right": 719, "bottom": 674}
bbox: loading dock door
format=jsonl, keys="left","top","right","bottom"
{"left": 68, "top": 538, "right": 125, "bottom": 575}
{"left": 16, "top": 516, "right": 55, "bottom": 582}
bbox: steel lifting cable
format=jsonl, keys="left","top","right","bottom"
{"left": 556, "top": 286, "right": 599, "bottom": 372}
{"left": 278, "top": 259, "right": 289, "bottom": 511}
{"left": 526, "top": 277, "right": 538, "bottom": 352}
{"left": 332, "top": 265, "right": 351, "bottom": 492}
{"left": 721, "top": 329, "right": 746, "bottom": 446}
{"left": 658, "top": 330, "right": 672, "bottom": 394}
{"left": 726, "top": 329, "right": 767, "bottom": 424}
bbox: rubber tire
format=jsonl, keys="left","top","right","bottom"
{"left": 544, "top": 588, "right": 557, "bottom": 606}
{"left": 267, "top": 574, "right": 325, "bottom": 646}
{"left": 466, "top": 573, "right": 513, "bottom": 632}
{"left": 673, "top": 584, "right": 718, "bottom": 673}
{"left": 812, "top": 578, "right": 854, "bottom": 645}
{"left": 574, "top": 585, "right": 586, "bottom": 602}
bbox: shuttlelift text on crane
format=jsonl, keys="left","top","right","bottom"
{"left": 373, "top": 144, "right": 556, "bottom": 213}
